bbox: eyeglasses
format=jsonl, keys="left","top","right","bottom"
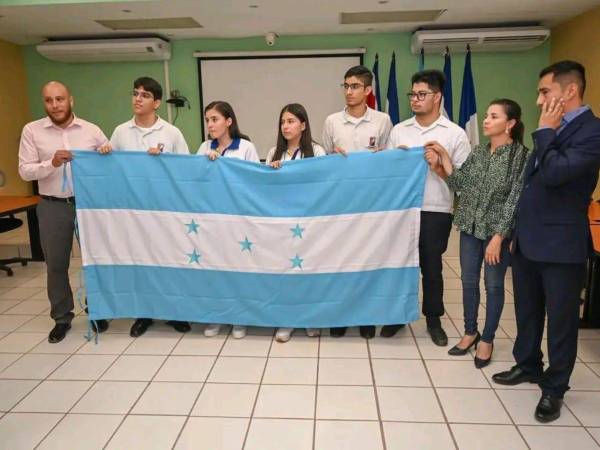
{"left": 406, "top": 91, "right": 436, "bottom": 101}
{"left": 131, "top": 90, "right": 154, "bottom": 100}
{"left": 340, "top": 83, "right": 365, "bottom": 91}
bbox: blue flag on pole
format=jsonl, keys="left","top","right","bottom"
{"left": 459, "top": 45, "right": 479, "bottom": 146}
{"left": 71, "top": 150, "right": 427, "bottom": 327}
{"left": 442, "top": 47, "right": 453, "bottom": 121}
{"left": 386, "top": 52, "right": 400, "bottom": 125}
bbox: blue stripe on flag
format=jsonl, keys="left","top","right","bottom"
{"left": 443, "top": 48, "right": 453, "bottom": 122}
{"left": 459, "top": 48, "right": 477, "bottom": 130}
{"left": 386, "top": 52, "right": 400, "bottom": 125}
{"left": 84, "top": 265, "right": 420, "bottom": 327}
{"left": 71, "top": 148, "right": 427, "bottom": 217}
{"left": 373, "top": 53, "right": 382, "bottom": 110}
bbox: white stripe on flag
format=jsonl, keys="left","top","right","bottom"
{"left": 78, "top": 208, "right": 421, "bottom": 274}
{"left": 465, "top": 113, "right": 480, "bottom": 146}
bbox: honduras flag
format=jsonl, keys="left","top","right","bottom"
{"left": 442, "top": 47, "right": 453, "bottom": 121}
{"left": 459, "top": 45, "right": 479, "bottom": 146}
{"left": 71, "top": 150, "right": 427, "bottom": 328}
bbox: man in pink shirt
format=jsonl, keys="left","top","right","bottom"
{"left": 18, "top": 81, "right": 109, "bottom": 343}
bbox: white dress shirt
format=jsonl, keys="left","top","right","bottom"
{"left": 110, "top": 116, "right": 189, "bottom": 154}
{"left": 322, "top": 107, "right": 393, "bottom": 153}
{"left": 387, "top": 114, "right": 471, "bottom": 213}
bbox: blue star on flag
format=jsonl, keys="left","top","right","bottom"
{"left": 187, "top": 249, "right": 201, "bottom": 264}
{"left": 185, "top": 219, "right": 199, "bottom": 234}
{"left": 290, "top": 224, "right": 304, "bottom": 239}
{"left": 239, "top": 236, "right": 253, "bottom": 252}
{"left": 290, "top": 254, "right": 303, "bottom": 269}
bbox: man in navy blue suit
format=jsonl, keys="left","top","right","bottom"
{"left": 492, "top": 61, "right": 600, "bottom": 422}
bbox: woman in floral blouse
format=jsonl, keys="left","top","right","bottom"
{"left": 426, "top": 98, "right": 530, "bottom": 368}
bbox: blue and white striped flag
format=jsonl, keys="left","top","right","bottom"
{"left": 442, "top": 47, "right": 453, "bottom": 121}
{"left": 459, "top": 46, "right": 479, "bottom": 146}
{"left": 71, "top": 150, "right": 427, "bottom": 327}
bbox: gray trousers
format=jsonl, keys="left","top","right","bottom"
{"left": 37, "top": 198, "right": 75, "bottom": 325}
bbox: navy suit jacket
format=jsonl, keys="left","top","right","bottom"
{"left": 514, "top": 109, "right": 600, "bottom": 264}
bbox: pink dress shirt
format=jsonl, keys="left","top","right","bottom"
{"left": 18, "top": 116, "right": 107, "bottom": 197}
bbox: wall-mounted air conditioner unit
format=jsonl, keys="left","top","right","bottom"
{"left": 411, "top": 27, "right": 550, "bottom": 54}
{"left": 36, "top": 37, "right": 171, "bottom": 63}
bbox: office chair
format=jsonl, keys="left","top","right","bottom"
{"left": 0, "top": 170, "right": 28, "bottom": 276}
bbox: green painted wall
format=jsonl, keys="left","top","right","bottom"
{"left": 23, "top": 32, "right": 550, "bottom": 151}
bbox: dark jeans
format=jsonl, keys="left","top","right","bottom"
{"left": 512, "top": 249, "right": 585, "bottom": 398}
{"left": 460, "top": 232, "right": 509, "bottom": 343}
{"left": 419, "top": 211, "right": 453, "bottom": 328}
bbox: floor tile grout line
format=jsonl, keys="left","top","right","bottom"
{"left": 170, "top": 329, "right": 229, "bottom": 450}
{"left": 481, "top": 356, "right": 532, "bottom": 449}
{"left": 312, "top": 332, "right": 321, "bottom": 450}
{"left": 560, "top": 396, "right": 600, "bottom": 446}
{"left": 95, "top": 325, "right": 186, "bottom": 449}
{"left": 5, "top": 409, "right": 598, "bottom": 427}
{"left": 32, "top": 321, "right": 147, "bottom": 450}
{"left": 367, "top": 335, "right": 388, "bottom": 450}
{"left": 410, "top": 322, "right": 460, "bottom": 450}
{"left": 240, "top": 329, "right": 275, "bottom": 450}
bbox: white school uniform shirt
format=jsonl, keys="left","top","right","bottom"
{"left": 197, "top": 138, "right": 260, "bottom": 162}
{"left": 387, "top": 114, "right": 471, "bottom": 213}
{"left": 110, "top": 116, "right": 189, "bottom": 154}
{"left": 322, "top": 106, "right": 393, "bottom": 153}
{"left": 265, "top": 143, "right": 326, "bottom": 163}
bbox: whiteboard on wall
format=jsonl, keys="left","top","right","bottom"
{"left": 197, "top": 52, "right": 363, "bottom": 159}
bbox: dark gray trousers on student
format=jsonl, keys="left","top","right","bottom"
{"left": 37, "top": 198, "right": 75, "bottom": 325}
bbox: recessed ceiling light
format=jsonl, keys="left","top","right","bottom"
{"left": 249, "top": 4, "right": 259, "bottom": 8}
{"left": 122, "top": 9, "right": 132, "bottom": 13}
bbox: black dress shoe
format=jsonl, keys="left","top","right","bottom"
{"left": 48, "top": 323, "right": 71, "bottom": 343}
{"left": 492, "top": 365, "right": 540, "bottom": 386}
{"left": 427, "top": 326, "right": 448, "bottom": 346}
{"left": 330, "top": 327, "right": 347, "bottom": 338}
{"left": 167, "top": 321, "right": 191, "bottom": 333}
{"left": 535, "top": 394, "right": 562, "bottom": 423}
{"left": 360, "top": 326, "right": 376, "bottom": 339}
{"left": 381, "top": 324, "right": 406, "bottom": 338}
{"left": 92, "top": 319, "right": 109, "bottom": 334}
{"left": 130, "top": 318, "right": 153, "bottom": 337}
{"left": 448, "top": 332, "right": 480, "bottom": 356}
{"left": 474, "top": 342, "right": 493, "bottom": 369}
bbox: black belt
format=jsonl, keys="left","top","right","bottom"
{"left": 40, "top": 195, "right": 75, "bottom": 204}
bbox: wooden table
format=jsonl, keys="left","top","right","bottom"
{"left": 0, "top": 196, "right": 44, "bottom": 275}
{"left": 581, "top": 202, "right": 600, "bottom": 328}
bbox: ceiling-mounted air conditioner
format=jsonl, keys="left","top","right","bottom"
{"left": 411, "top": 27, "right": 550, "bottom": 54}
{"left": 36, "top": 37, "right": 171, "bottom": 63}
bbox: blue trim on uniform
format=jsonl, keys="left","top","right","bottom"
{"left": 210, "top": 137, "right": 241, "bottom": 150}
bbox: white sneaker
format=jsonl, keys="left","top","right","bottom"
{"left": 276, "top": 327, "right": 294, "bottom": 342}
{"left": 204, "top": 323, "right": 221, "bottom": 337}
{"left": 306, "top": 328, "right": 321, "bottom": 337}
{"left": 232, "top": 325, "right": 247, "bottom": 339}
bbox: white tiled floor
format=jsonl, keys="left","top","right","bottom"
{"left": 1, "top": 227, "right": 600, "bottom": 449}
